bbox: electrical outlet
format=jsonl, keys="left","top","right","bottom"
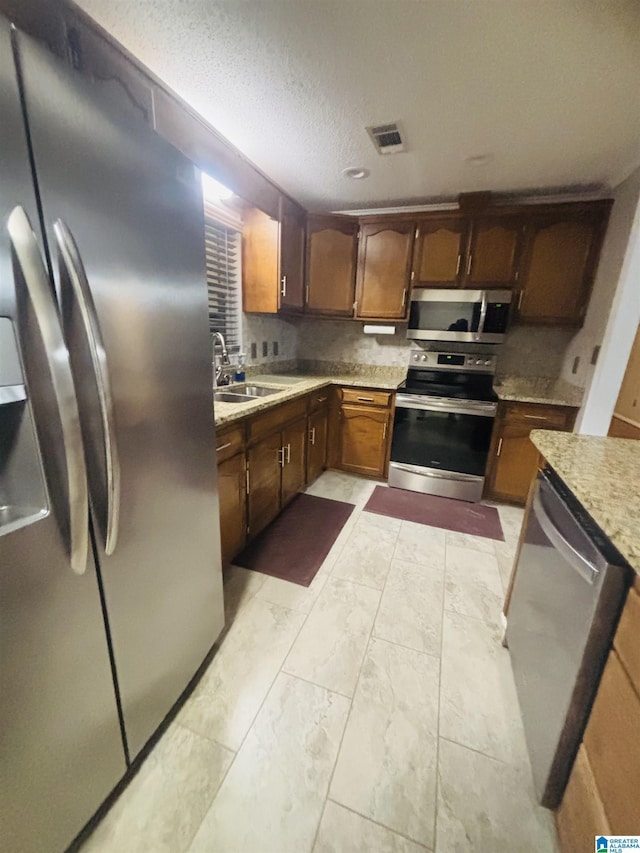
{"left": 250, "top": 342, "right": 257, "bottom": 360}
{"left": 572, "top": 356, "right": 580, "bottom": 374}
{"left": 273, "top": 341, "right": 279, "bottom": 356}
{"left": 262, "top": 341, "right": 268, "bottom": 357}
{"left": 591, "top": 345, "right": 601, "bottom": 366}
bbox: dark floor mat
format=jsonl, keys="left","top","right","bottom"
{"left": 234, "top": 493, "right": 355, "bottom": 587}
{"left": 364, "top": 486, "right": 504, "bottom": 540}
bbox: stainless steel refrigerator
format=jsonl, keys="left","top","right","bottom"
{"left": 0, "top": 18, "right": 225, "bottom": 853}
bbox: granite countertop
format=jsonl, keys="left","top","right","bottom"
{"left": 495, "top": 376, "right": 584, "bottom": 408}
{"left": 531, "top": 430, "right": 640, "bottom": 576}
{"left": 214, "top": 370, "right": 406, "bottom": 427}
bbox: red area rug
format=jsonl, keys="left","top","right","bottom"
{"left": 235, "top": 493, "right": 354, "bottom": 587}
{"left": 365, "top": 486, "right": 504, "bottom": 541}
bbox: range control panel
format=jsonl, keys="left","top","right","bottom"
{"left": 409, "top": 350, "right": 496, "bottom": 374}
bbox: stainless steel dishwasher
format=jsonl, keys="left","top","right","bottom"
{"left": 506, "top": 467, "right": 631, "bottom": 809}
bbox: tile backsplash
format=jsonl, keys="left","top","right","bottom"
{"left": 242, "top": 313, "right": 298, "bottom": 368}
{"left": 295, "top": 318, "right": 411, "bottom": 367}
{"left": 240, "top": 313, "right": 580, "bottom": 386}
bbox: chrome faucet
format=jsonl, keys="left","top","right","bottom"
{"left": 212, "top": 331, "right": 231, "bottom": 386}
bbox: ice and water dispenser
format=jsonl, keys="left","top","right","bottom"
{"left": 0, "top": 315, "right": 48, "bottom": 534}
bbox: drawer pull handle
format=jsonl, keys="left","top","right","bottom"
{"left": 523, "top": 415, "right": 550, "bottom": 422}
{"left": 216, "top": 442, "right": 232, "bottom": 452}
{"left": 357, "top": 396, "right": 375, "bottom": 402}
{"left": 317, "top": 396, "right": 328, "bottom": 403}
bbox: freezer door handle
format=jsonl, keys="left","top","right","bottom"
{"left": 54, "top": 218, "right": 121, "bottom": 555}
{"left": 533, "top": 487, "right": 600, "bottom": 584}
{"left": 7, "top": 206, "right": 89, "bottom": 573}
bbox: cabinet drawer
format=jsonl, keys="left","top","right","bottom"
{"left": 614, "top": 580, "right": 640, "bottom": 698}
{"left": 248, "top": 396, "right": 308, "bottom": 445}
{"left": 340, "top": 388, "right": 392, "bottom": 408}
{"left": 583, "top": 650, "right": 640, "bottom": 833}
{"left": 215, "top": 424, "right": 245, "bottom": 463}
{"left": 556, "top": 744, "right": 610, "bottom": 853}
{"left": 308, "top": 388, "right": 331, "bottom": 412}
{"left": 503, "top": 402, "right": 574, "bottom": 430}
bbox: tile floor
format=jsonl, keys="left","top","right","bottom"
{"left": 81, "top": 472, "right": 558, "bottom": 853}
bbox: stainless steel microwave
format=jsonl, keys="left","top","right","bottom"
{"left": 407, "top": 288, "right": 512, "bottom": 344}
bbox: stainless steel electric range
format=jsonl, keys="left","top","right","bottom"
{"left": 389, "top": 349, "right": 498, "bottom": 502}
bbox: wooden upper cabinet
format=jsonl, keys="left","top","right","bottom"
{"left": 279, "top": 197, "right": 305, "bottom": 312}
{"left": 355, "top": 220, "right": 415, "bottom": 320}
{"left": 305, "top": 215, "right": 358, "bottom": 316}
{"left": 463, "top": 217, "right": 523, "bottom": 289}
{"left": 516, "top": 205, "right": 610, "bottom": 326}
{"left": 242, "top": 197, "right": 304, "bottom": 314}
{"left": 412, "top": 217, "right": 467, "bottom": 288}
{"left": 242, "top": 206, "right": 279, "bottom": 313}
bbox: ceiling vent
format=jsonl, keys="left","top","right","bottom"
{"left": 367, "top": 122, "right": 406, "bottom": 155}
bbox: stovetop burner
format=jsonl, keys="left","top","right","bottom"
{"left": 402, "top": 349, "right": 498, "bottom": 402}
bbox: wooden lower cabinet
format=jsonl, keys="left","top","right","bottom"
{"left": 281, "top": 417, "right": 307, "bottom": 506}
{"left": 556, "top": 745, "right": 610, "bottom": 852}
{"left": 338, "top": 404, "right": 389, "bottom": 477}
{"left": 485, "top": 402, "right": 577, "bottom": 504}
{"left": 247, "top": 432, "right": 282, "bottom": 537}
{"left": 556, "top": 578, "right": 640, "bottom": 849}
{"left": 217, "top": 452, "right": 247, "bottom": 565}
{"left": 307, "top": 407, "right": 328, "bottom": 483}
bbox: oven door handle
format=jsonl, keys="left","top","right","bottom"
{"left": 395, "top": 393, "right": 497, "bottom": 418}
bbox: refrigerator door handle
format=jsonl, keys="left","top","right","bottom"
{"left": 7, "top": 206, "right": 89, "bottom": 573}
{"left": 54, "top": 218, "right": 121, "bottom": 555}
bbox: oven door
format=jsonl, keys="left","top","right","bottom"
{"left": 389, "top": 394, "right": 497, "bottom": 502}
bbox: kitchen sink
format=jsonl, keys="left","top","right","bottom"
{"left": 219, "top": 384, "right": 282, "bottom": 398}
{"left": 214, "top": 391, "right": 254, "bottom": 404}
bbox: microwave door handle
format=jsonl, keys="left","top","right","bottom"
{"left": 8, "top": 206, "right": 89, "bottom": 573}
{"left": 478, "top": 291, "right": 488, "bottom": 335}
{"left": 54, "top": 219, "right": 121, "bottom": 556}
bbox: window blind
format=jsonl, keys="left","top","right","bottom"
{"left": 204, "top": 203, "right": 241, "bottom": 352}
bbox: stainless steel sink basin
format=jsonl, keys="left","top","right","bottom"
{"left": 231, "top": 384, "right": 282, "bottom": 397}
{"left": 214, "top": 392, "right": 254, "bottom": 404}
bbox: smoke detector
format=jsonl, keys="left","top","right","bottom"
{"left": 367, "top": 122, "right": 406, "bottom": 155}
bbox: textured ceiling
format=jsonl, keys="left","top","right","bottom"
{"left": 74, "top": 0, "right": 640, "bottom": 210}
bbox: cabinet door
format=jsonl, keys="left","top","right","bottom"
{"left": 307, "top": 407, "right": 328, "bottom": 484}
{"left": 247, "top": 433, "right": 282, "bottom": 537}
{"left": 242, "top": 206, "right": 279, "bottom": 313}
{"left": 463, "top": 217, "right": 523, "bottom": 288}
{"left": 217, "top": 453, "right": 246, "bottom": 564}
{"left": 281, "top": 417, "right": 307, "bottom": 506}
{"left": 556, "top": 744, "right": 611, "bottom": 853}
{"left": 279, "top": 198, "right": 305, "bottom": 312}
{"left": 517, "top": 215, "right": 603, "bottom": 325}
{"left": 355, "top": 221, "right": 415, "bottom": 319}
{"left": 412, "top": 217, "right": 467, "bottom": 287}
{"left": 305, "top": 215, "right": 357, "bottom": 315}
{"left": 487, "top": 420, "right": 541, "bottom": 504}
{"left": 339, "top": 405, "right": 389, "bottom": 477}
{"left": 486, "top": 405, "right": 576, "bottom": 504}
{"left": 583, "top": 651, "right": 640, "bottom": 833}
